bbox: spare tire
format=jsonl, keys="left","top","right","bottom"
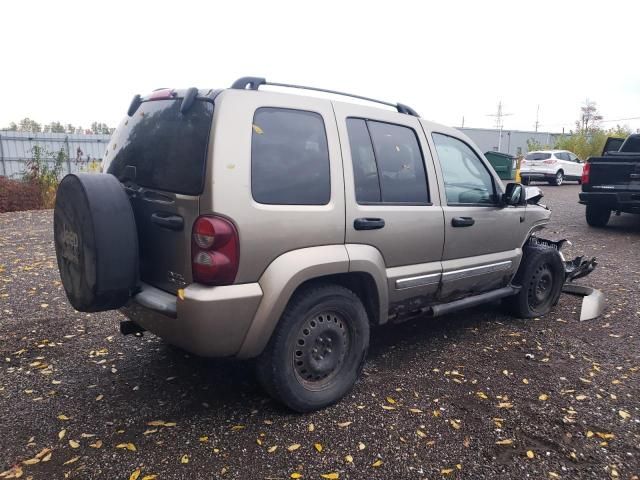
{"left": 54, "top": 173, "right": 138, "bottom": 312}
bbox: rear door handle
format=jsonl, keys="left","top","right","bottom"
{"left": 151, "top": 213, "right": 184, "bottom": 231}
{"left": 354, "top": 217, "right": 385, "bottom": 230}
{"left": 451, "top": 216, "right": 475, "bottom": 227}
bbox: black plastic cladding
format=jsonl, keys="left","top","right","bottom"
{"left": 230, "top": 76, "right": 420, "bottom": 117}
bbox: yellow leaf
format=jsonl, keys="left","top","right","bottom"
{"left": 450, "top": 420, "right": 461, "bottom": 430}
{"left": 23, "top": 457, "right": 40, "bottom": 465}
{"left": 408, "top": 408, "right": 422, "bottom": 413}
{"left": 320, "top": 473, "right": 339, "bottom": 479}
{"left": 147, "top": 420, "right": 166, "bottom": 427}
{"left": 498, "top": 402, "right": 513, "bottom": 409}
{"left": 142, "top": 476, "right": 158, "bottom": 480}
{"left": 308, "top": 423, "right": 315, "bottom": 432}
{"left": 372, "top": 459, "right": 383, "bottom": 467}
{"left": 416, "top": 429, "right": 427, "bottom": 438}
{"left": 89, "top": 440, "right": 102, "bottom": 449}
{"left": 538, "top": 394, "right": 549, "bottom": 401}
{"left": 287, "top": 443, "right": 301, "bottom": 452}
{"left": 129, "top": 468, "right": 141, "bottom": 480}
{"left": 476, "top": 391, "right": 488, "bottom": 400}
{"left": 441, "top": 468, "right": 454, "bottom": 475}
{"left": 69, "top": 440, "right": 80, "bottom": 448}
{"left": 522, "top": 378, "right": 529, "bottom": 384}
{"left": 199, "top": 436, "right": 209, "bottom": 443}
{"left": 337, "top": 421, "right": 352, "bottom": 427}
{"left": 57, "top": 414, "right": 70, "bottom": 421}
{"left": 268, "top": 445, "right": 278, "bottom": 453}
{"left": 575, "top": 395, "right": 587, "bottom": 401}
{"left": 116, "top": 443, "right": 136, "bottom": 451}
{"left": 595, "top": 432, "right": 615, "bottom": 440}
{"left": 496, "top": 439, "right": 513, "bottom": 445}
{"left": 143, "top": 429, "right": 157, "bottom": 435}
{"left": 358, "top": 442, "right": 366, "bottom": 450}
{"left": 290, "top": 473, "right": 303, "bottom": 479}
{"left": 256, "top": 438, "right": 263, "bottom": 446}
{"left": 433, "top": 410, "right": 441, "bottom": 417}
{"left": 42, "top": 452, "right": 52, "bottom": 462}
{"left": 58, "top": 429, "right": 66, "bottom": 440}
{"left": 586, "top": 431, "right": 594, "bottom": 438}
{"left": 618, "top": 410, "right": 631, "bottom": 420}
{"left": 177, "top": 288, "right": 185, "bottom": 300}
{"left": 386, "top": 396, "right": 396, "bottom": 404}
{"left": 314, "top": 443, "right": 323, "bottom": 452}
{"left": 230, "top": 425, "right": 245, "bottom": 431}
{"left": 526, "top": 450, "right": 535, "bottom": 459}
{"left": 548, "top": 473, "right": 560, "bottom": 479}
{"left": 345, "top": 454, "right": 353, "bottom": 463}
{"left": 164, "top": 422, "right": 177, "bottom": 427}
{"left": 63, "top": 456, "right": 80, "bottom": 465}
{"left": 382, "top": 405, "right": 395, "bottom": 411}
{"left": 180, "top": 454, "right": 189, "bottom": 464}
{"left": 34, "top": 448, "right": 51, "bottom": 460}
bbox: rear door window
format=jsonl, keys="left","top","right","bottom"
{"left": 106, "top": 99, "right": 213, "bottom": 195}
{"left": 346, "top": 118, "right": 429, "bottom": 204}
{"left": 251, "top": 108, "right": 330, "bottom": 205}
{"left": 525, "top": 152, "right": 551, "bottom": 161}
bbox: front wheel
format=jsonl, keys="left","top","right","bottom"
{"left": 256, "top": 284, "right": 370, "bottom": 412}
{"left": 504, "top": 246, "right": 565, "bottom": 318}
{"left": 585, "top": 204, "right": 611, "bottom": 227}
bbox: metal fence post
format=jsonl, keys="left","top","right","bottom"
{"left": 64, "top": 135, "right": 71, "bottom": 175}
{"left": 0, "top": 132, "right": 5, "bottom": 176}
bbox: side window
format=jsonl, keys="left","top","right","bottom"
{"left": 568, "top": 152, "right": 578, "bottom": 162}
{"left": 251, "top": 107, "right": 330, "bottom": 205}
{"left": 432, "top": 133, "right": 496, "bottom": 205}
{"left": 346, "top": 119, "right": 429, "bottom": 204}
{"left": 556, "top": 152, "right": 568, "bottom": 161}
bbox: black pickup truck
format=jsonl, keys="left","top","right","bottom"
{"left": 579, "top": 134, "right": 640, "bottom": 227}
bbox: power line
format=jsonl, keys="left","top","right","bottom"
{"left": 486, "top": 101, "right": 513, "bottom": 152}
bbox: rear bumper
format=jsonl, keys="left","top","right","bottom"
{"left": 520, "top": 170, "right": 555, "bottom": 180}
{"left": 579, "top": 191, "right": 640, "bottom": 212}
{"left": 121, "top": 282, "right": 263, "bottom": 357}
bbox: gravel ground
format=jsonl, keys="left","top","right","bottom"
{"left": 1, "top": 184, "right": 639, "bottom": 480}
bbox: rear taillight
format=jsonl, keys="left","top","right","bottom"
{"left": 191, "top": 215, "right": 239, "bottom": 286}
{"left": 581, "top": 163, "right": 590, "bottom": 185}
{"left": 543, "top": 159, "right": 557, "bottom": 164}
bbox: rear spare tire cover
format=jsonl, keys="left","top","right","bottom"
{"left": 54, "top": 173, "right": 138, "bottom": 312}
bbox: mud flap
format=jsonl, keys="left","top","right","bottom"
{"left": 528, "top": 236, "right": 604, "bottom": 321}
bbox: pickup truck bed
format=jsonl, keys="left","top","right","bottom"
{"left": 579, "top": 134, "right": 640, "bottom": 226}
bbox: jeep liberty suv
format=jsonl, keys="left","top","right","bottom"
{"left": 54, "top": 77, "right": 566, "bottom": 412}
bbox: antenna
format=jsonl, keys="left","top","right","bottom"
{"left": 486, "top": 101, "right": 513, "bottom": 152}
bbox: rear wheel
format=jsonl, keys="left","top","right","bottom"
{"left": 256, "top": 284, "right": 369, "bottom": 412}
{"left": 585, "top": 204, "right": 611, "bottom": 227}
{"left": 549, "top": 170, "right": 564, "bottom": 186}
{"left": 504, "top": 246, "right": 565, "bottom": 318}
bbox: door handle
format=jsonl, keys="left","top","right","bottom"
{"left": 354, "top": 217, "right": 385, "bottom": 230}
{"left": 451, "top": 216, "right": 475, "bottom": 227}
{"left": 151, "top": 212, "right": 184, "bottom": 231}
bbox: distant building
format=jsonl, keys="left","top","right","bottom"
{"left": 458, "top": 127, "right": 566, "bottom": 157}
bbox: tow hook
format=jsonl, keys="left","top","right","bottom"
{"left": 529, "top": 236, "right": 604, "bottom": 321}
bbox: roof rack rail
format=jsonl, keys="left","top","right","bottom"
{"left": 230, "top": 76, "right": 419, "bottom": 117}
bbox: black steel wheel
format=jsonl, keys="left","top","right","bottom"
{"left": 256, "top": 283, "right": 369, "bottom": 412}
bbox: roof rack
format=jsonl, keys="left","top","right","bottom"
{"left": 230, "top": 76, "right": 419, "bottom": 117}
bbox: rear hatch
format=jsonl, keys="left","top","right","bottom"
{"left": 103, "top": 92, "right": 214, "bottom": 293}
{"left": 587, "top": 155, "right": 640, "bottom": 191}
{"left": 523, "top": 152, "right": 551, "bottom": 169}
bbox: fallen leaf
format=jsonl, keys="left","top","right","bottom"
{"left": 143, "top": 429, "right": 157, "bottom": 435}
{"left": 372, "top": 459, "right": 383, "bottom": 467}
{"left": 320, "top": 473, "right": 339, "bottom": 479}
{"left": 116, "top": 443, "right": 137, "bottom": 451}
{"left": 337, "top": 421, "right": 352, "bottom": 427}
{"left": 147, "top": 420, "right": 167, "bottom": 427}
{"left": 180, "top": 454, "right": 189, "bottom": 464}
{"left": 595, "top": 432, "right": 615, "bottom": 440}
{"left": 538, "top": 394, "right": 549, "bottom": 401}
{"left": 89, "top": 440, "right": 102, "bottom": 449}
{"left": 526, "top": 450, "right": 535, "bottom": 459}
{"left": 256, "top": 438, "right": 263, "bottom": 446}
{"left": 476, "top": 391, "right": 488, "bottom": 400}
{"left": 199, "top": 436, "right": 209, "bottom": 443}
{"left": 287, "top": 443, "right": 301, "bottom": 452}
{"left": 58, "top": 429, "right": 66, "bottom": 440}
{"left": 230, "top": 425, "right": 245, "bottom": 431}
{"left": 498, "top": 402, "right": 513, "bottom": 409}
{"left": 141, "top": 476, "right": 158, "bottom": 480}
{"left": 57, "top": 414, "right": 70, "bottom": 421}
{"left": 129, "top": 468, "right": 141, "bottom": 480}
{"left": 268, "top": 445, "right": 278, "bottom": 453}
{"left": 95, "top": 394, "right": 103, "bottom": 401}
{"left": 496, "top": 439, "right": 513, "bottom": 445}
{"left": 308, "top": 423, "right": 315, "bottom": 432}
{"left": 575, "top": 395, "right": 587, "bottom": 401}
{"left": 522, "top": 378, "right": 529, "bottom": 384}
{"left": 63, "top": 456, "right": 80, "bottom": 465}
{"left": 23, "top": 457, "right": 40, "bottom": 465}
{"left": 345, "top": 454, "right": 353, "bottom": 463}
{"left": 618, "top": 410, "right": 631, "bottom": 420}
{"left": 69, "top": 440, "right": 80, "bottom": 449}
{"left": 450, "top": 420, "right": 461, "bottom": 430}
{"left": 386, "top": 396, "right": 396, "bottom": 404}
{"left": 42, "top": 452, "right": 52, "bottom": 462}
{"left": 416, "top": 429, "right": 427, "bottom": 438}
{"left": 441, "top": 468, "right": 454, "bottom": 475}
{"left": 314, "top": 443, "right": 323, "bottom": 453}
{"left": 358, "top": 442, "right": 366, "bottom": 450}
{"left": 381, "top": 405, "right": 395, "bottom": 411}
{"left": 290, "top": 474, "right": 303, "bottom": 479}
{"left": 408, "top": 408, "right": 423, "bottom": 413}
{"left": 34, "top": 448, "right": 51, "bottom": 460}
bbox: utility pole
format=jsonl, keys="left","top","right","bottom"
{"left": 487, "top": 101, "right": 513, "bottom": 153}
{"left": 461, "top": 116, "right": 465, "bottom": 128}
{"left": 534, "top": 104, "right": 540, "bottom": 132}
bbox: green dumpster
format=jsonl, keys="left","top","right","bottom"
{"left": 484, "top": 151, "right": 518, "bottom": 180}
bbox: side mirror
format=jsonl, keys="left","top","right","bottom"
{"left": 502, "top": 183, "right": 525, "bottom": 206}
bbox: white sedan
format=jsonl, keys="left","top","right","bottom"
{"left": 520, "top": 150, "right": 583, "bottom": 186}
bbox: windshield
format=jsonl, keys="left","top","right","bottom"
{"left": 105, "top": 98, "right": 213, "bottom": 195}
{"left": 525, "top": 152, "right": 551, "bottom": 160}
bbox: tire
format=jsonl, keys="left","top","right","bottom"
{"left": 549, "top": 170, "right": 564, "bottom": 186}
{"left": 504, "top": 246, "right": 565, "bottom": 318}
{"left": 54, "top": 173, "right": 138, "bottom": 312}
{"left": 585, "top": 204, "right": 611, "bottom": 227}
{"left": 255, "top": 283, "right": 370, "bottom": 412}
{"left": 521, "top": 177, "right": 530, "bottom": 185}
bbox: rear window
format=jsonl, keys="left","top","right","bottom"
{"left": 525, "top": 152, "right": 551, "bottom": 160}
{"left": 106, "top": 99, "right": 213, "bottom": 195}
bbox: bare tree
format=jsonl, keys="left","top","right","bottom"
{"left": 576, "top": 99, "right": 603, "bottom": 133}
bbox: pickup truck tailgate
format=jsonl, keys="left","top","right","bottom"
{"left": 586, "top": 155, "right": 640, "bottom": 191}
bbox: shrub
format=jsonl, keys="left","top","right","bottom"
{"left": 0, "top": 177, "right": 43, "bottom": 212}
{"left": 22, "top": 145, "right": 66, "bottom": 208}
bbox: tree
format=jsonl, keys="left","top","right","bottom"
{"left": 576, "top": 99, "right": 603, "bottom": 133}
{"left": 47, "top": 121, "right": 66, "bottom": 133}
{"left": 90, "top": 121, "right": 114, "bottom": 134}
{"left": 18, "top": 117, "right": 42, "bottom": 133}
{"left": 6, "top": 122, "right": 18, "bottom": 131}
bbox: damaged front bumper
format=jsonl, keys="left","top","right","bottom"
{"left": 529, "top": 236, "right": 604, "bottom": 321}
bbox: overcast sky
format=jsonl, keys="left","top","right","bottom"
{"left": 2, "top": 0, "right": 639, "bottom": 133}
